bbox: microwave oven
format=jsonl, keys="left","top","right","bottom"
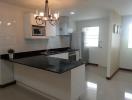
{"left": 32, "top": 25, "right": 45, "bottom": 36}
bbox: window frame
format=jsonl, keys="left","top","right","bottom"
{"left": 82, "top": 26, "right": 100, "bottom": 48}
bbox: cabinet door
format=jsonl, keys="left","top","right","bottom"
{"left": 30, "top": 13, "right": 37, "bottom": 25}
{"left": 24, "top": 13, "right": 47, "bottom": 39}
{"left": 0, "top": 60, "right": 14, "bottom": 84}
{"left": 30, "top": 13, "right": 45, "bottom": 26}
{"left": 46, "top": 22, "right": 56, "bottom": 36}
{"left": 49, "top": 53, "right": 68, "bottom": 59}
{"left": 56, "top": 16, "right": 69, "bottom": 35}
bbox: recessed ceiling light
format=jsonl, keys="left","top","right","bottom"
{"left": 70, "top": 11, "right": 75, "bottom": 15}
{"left": 7, "top": 22, "right": 11, "bottom": 26}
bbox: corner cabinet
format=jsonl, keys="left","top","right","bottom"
{"left": 56, "top": 16, "right": 70, "bottom": 36}
{"left": 24, "top": 13, "right": 57, "bottom": 39}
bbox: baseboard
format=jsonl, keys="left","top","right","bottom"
{"left": 16, "top": 81, "right": 58, "bottom": 100}
{"left": 0, "top": 80, "right": 16, "bottom": 88}
{"left": 120, "top": 68, "right": 132, "bottom": 72}
{"left": 106, "top": 77, "right": 111, "bottom": 80}
{"left": 87, "top": 63, "right": 99, "bottom": 66}
{"left": 106, "top": 68, "right": 120, "bottom": 80}
{"left": 106, "top": 68, "right": 132, "bottom": 80}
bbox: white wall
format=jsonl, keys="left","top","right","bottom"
{"left": 107, "top": 11, "right": 121, "bottom": 77}
{"left": 0, "top": 2, "right": 70, "bottom": 54}
{"left": 74, "top": 18, "right": 109, "bottom": 67}
{"left": 0, "top": 2, "right": 70, "bottom": 84}
{"left": 120, "top": 15, "right": 132, "bottom": 69}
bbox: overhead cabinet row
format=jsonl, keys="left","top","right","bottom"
{"left": 24, "top": 13, "right": 70, "bottom": 39}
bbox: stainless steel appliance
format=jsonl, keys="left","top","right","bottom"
{"left": 69, "top": 51, "right": 76, "bottom": 61}
{"left": 32, "top": 25, "right": 45, "bottom": 36}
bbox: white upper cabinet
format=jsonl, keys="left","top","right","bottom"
{"left": 56, "top": 16, "right": 70, "bottom": 35}
{"left": 46, "top": 22, "right": 56, "bottom": 37}
{"left": 24, "top": 13, "right": 57, "bottom": 39}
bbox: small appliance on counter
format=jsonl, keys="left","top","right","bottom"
{"left": 68, "top": 51, "right": 76, "bottom": 61}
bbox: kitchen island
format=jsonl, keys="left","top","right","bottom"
{"left": 1, "top": 54, "right": 85, "bottom": 100}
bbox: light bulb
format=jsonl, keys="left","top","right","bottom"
{"left": 39, "top": 12, "right": 44, "bottom": 16}
{"left": 54, "top": 12, "right": 59, "bottom": 19}
{"left": 43, "top": 17, "right": 48, "bottom": 20}
{"left": 34, "top": 14, "right": 38, "bottom": 18}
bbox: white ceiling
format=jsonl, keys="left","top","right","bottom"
{"left": 0, "top": 0, "right": 132, "bottom": 20}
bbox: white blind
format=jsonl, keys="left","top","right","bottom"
{"left": 83, "top": 26, "right": 99, "bottom": 47}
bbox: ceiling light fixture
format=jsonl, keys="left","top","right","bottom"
{"left": 70, "top": 11, "right": 75, "bottom": 15}
{"left": 34, "top": 0, "right": 59, "bottom": 26}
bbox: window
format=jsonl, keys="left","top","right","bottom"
{"left": 83, "top": 26, "right": 99, "bottom": 47}
{"left": 128, "top": 24, "right": 132, "bottom": 48}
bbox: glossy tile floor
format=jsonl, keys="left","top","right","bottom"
{"left": 1, "top": 65, "right": 132, "bottom": 100}
{"left": 81, "top": 65, "right": 132, "bottom": 100}
{"left": 0, "top": 84, "right": 50, "bottom": 100}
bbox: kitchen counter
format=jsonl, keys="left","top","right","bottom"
{"left": 0, "top": 48, "right": 85, "bottom": 100}
{"left": 1, "top": 55, "right": 84, "bottom": 74}
{"left": 2, "top": 47, "right": 79, "bottom": 59}
{"left": 0, "top": 47, "right": 81, "bottom": 74}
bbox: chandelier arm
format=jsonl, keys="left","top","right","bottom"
{"left": 35, "top": 16, "right": 44, "bottom": 25}
{"left": 36, "top": 19, "right": 44, "bottom": 25}
{"left": 49, "top": 20, "right": 57, "bottom": 26}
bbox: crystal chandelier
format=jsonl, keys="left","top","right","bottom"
{"left": 34, "top": 0, "right": 59, "bottom": 26}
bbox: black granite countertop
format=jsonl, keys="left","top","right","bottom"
{"left": 0, "top": 47, "right": 83, "bottom": 74}
{"left": 1, "top": 55, "right": 84, "bottom": 74}
{"left": 5, "top": 47, "right": 79, "bottom": 59}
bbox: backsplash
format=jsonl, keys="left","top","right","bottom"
{"left": 0, "top": 2, "right": 70, "bottom": 54}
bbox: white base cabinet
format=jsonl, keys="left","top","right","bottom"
{"left": 0, "top": 60, "right": 14, "bottom": 85}
{"left": 14, "top": 63, "right": 85, "bottom": 100}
